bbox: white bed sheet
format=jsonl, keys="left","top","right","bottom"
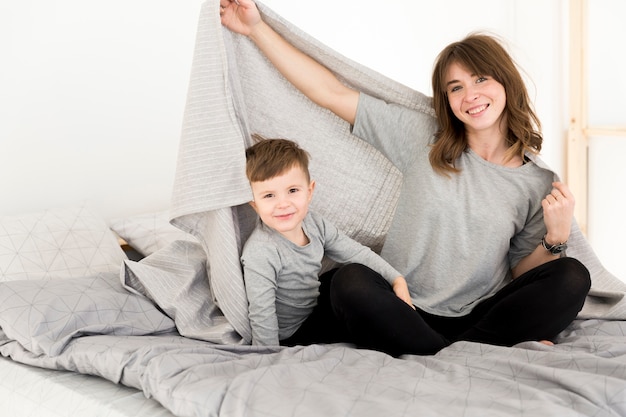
{"left": 0, "top": 356, "right": 175, "bottom": 417}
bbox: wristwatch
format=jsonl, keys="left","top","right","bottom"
{"left": 541, "top": 235, "right": 568, "bottom": 255}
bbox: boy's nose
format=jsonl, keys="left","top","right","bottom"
{"left": 276, "top": 196, "right": 289, "bottom": 207}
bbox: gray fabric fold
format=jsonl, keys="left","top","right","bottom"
{"left": 164, "top": 0, "right": 626, "bottom": 344}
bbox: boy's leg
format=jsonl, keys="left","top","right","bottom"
{"left": 459, "top": 257, "right": 591, "bottom": 346}
{"left": 330, "top": 263, "right": 449, "bottom": 356}
{"left": 281, "top": 269, "right": 351, "bottom": 347}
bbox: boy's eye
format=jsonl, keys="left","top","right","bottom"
{"left": 289, "top": 188, "right": 299, "bottom": 193}
{"left": 262, "top": 193, "right": 274, "bottom": 199}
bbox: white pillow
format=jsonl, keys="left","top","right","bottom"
{"left": 110, "top": 210, "right": 196, "bottom": 256}
{"left": 0, "top": 206, "right": 127, "bottom": 281}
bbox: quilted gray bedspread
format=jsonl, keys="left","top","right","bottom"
{"left": 0, "top": 272, "right": 625, "bottom": 417}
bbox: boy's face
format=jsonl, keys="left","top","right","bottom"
{"left": 249, "top": 165, "right": 315, "bottom": 241}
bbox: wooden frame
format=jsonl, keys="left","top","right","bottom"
{"left": 568, "top": 0, "right": 626, "bottom": 236}
{"left": 567, "top": 0, "right": 588, "bottom": 235}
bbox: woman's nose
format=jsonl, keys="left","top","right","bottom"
{"left": 464, "top": 86, "right": 479, "bottom": 101}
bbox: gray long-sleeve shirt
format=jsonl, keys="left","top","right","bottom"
{"left": 353, "top": 93, "right": 554, "bottom": 317}
{"left": 241, "top": 210, "right": 401, "bottom": 346}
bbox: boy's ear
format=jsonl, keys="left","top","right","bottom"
{"left": 249, "top": 200, "right": 258, "bottom": 211}
{"left": 308, "top": 180, "right": 316, "bottom": 200}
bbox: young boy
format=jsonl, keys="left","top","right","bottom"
{"left": 241, "top": 136, "right": 413, "bottom": 346}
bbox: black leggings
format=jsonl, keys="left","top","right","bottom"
{"left": 329, "top": 258, "right": 591, "bottom": 356}
{"left": 281, "top": 268, "right": 351, "bottom": 347}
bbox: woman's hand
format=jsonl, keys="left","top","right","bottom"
{"left": 392, "top": 276, "right": 416, "bottom": 310}
{"left": 542, "top": 181, "right": 575, "bottom": 244}
{"left": 220, "top": 0, "right": 359, "bottom": 124}
{"left": 512, "top": 181, "right": 576, "bottom": 279}
{"left": 220, "top": 0, "right": 261, "bottom": 36}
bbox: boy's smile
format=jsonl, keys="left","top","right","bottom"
{"left": 249, "top": 165, "right": 315, "bottom": 245}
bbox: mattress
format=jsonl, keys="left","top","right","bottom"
{"left": 0, "top": 356, "right": 174, "bottom": 417}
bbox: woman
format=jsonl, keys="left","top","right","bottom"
{"left": 220, "top": 0, "right": 591, "bottom": 356}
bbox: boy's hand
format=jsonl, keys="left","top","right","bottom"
{"left": 392, "top": 276, "right": 415, "bottom": 310}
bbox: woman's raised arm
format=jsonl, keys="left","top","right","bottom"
{"left": 220, "top": 0, "right": 359, "bottom": 124}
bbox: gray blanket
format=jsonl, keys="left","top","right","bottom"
{"left": 1, "top": 272, "right": 626, "bottom": 417}
{"left": 160, "top": 0, "right": 626, "bottom": 344}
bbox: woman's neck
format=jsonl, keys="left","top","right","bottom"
{"left": 467, "top": 132, "right": 523, "bottom": 168}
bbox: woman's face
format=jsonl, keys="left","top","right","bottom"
{"left": 444, "top": 62, "right": 507, "bottom": 138}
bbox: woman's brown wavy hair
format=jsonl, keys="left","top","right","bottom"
{"left": 429, "top": 33, "right": 542, "bottom": 176}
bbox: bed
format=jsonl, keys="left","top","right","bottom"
{"left": 0, "top": 206, "right": 625, "bottom": 417}
{"left": 3, "top": 1, "right": 626, "bottom": 416}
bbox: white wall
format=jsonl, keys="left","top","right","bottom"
{"left": 0, "top": 0, "right": 203, "bottom": 219}
{"left": 2, "top": 1, "right": 623, "bottom": 280}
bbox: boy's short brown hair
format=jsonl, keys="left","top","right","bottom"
{"left": 245, "top": 134, "right": 311, "bottom": 183}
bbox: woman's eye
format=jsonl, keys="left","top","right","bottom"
{"left": 476, "top": 76, "right": 488, "bottom": 83}
{"left": 449, "top": 85, "right": 461, "bottom": 93}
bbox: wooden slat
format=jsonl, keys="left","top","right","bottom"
{"left": 567, "top": 0, "right": 588, "bottom": 235}
{"left": 586, "top": 127, "right": 626, "bottom": 138}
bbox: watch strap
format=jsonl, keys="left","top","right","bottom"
{"left": 541, "top": 235, "right": 568, "bottom": 255}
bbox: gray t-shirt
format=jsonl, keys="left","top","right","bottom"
{"left": 241, "top": 210, "right": 401, "bottom": 346}
{"left": 352, "top": 93, "right": 554, "bottom": 317}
